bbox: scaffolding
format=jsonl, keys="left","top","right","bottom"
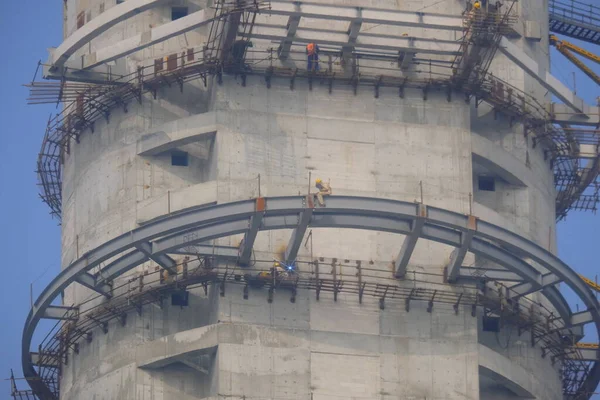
{"left": 10, "top": 255, "right": 595, "bottom": 400}
{"left": 10, "top": 370, "right": 38, "bottom": 400}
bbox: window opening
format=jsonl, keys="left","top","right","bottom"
{"left": 482, "top": 315, "right": 500, "bottom": 332}
{"left": 478, "top": 176, "right": 495, "bottom": 192}
{"left": 171, "top": 7, "right": 188, "bottom": 21}
{"left": 171, "top": 151, "right": 189, "bottom": 166}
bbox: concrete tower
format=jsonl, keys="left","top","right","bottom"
{"left": 18, "top": 1, "right": 600, "bottom": 400}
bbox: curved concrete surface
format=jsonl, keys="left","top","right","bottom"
{"left": 479, "top": 344, "right": 536, "bottom": 398}
{"left": 51, "top": 0, "right": 167, "bottom": 69}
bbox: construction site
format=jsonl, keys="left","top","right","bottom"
{"left": 9, "top": 0, "right": 600, "bottom": 399}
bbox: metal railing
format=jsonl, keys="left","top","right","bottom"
{"left": 550, "top": 0, "right": 600, "bottom": 28}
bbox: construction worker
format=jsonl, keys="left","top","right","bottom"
{"left": 306, "top": 42, "right": 320, "bottom": 72}
{"left": 273, "top": 261, "right": 288, "bottom": 278}
{"left": 257, "top": 270, "right": 271, "bottom": 279}
{"left": 256, "top": 261, "right": 287, "bottom": 281}
{"left": 466, "top": 1, "right": 482, "bottom": 27}
{"left": 315, "top": 178, "right": 331, "bottom": 207}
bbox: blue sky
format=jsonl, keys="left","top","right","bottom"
{"left": 0, "top": 0, "right": 598, "bottom": 398}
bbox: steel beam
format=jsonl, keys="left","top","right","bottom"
{"left": 469, "top": 237, "right": 542, "bottom": 285}
{"left": 98, "top": 250, "right": 147, "bottom": 284}
{"left": 42, "top": 305, "right": 78, "bottom": 321}
{"left": 446, "top": 215, "right": 476, "bottom": 282}
{"left": 550, "top": 103, "right": 600, "bottom": 127}
{"left": 395, "top": 204, "right": 426, "bottom": 278}
{"left": 219, "top": 9, "right": 242, "bottom": 62}
{"left": 20, "top": 196, "right": 600, "bottom": 400}
{"left": 499, "top": 37, "right": 585, "bottom": 114}
{"left": 560, "top": 325, "right": 585, "bottom": 341}
{"left": 42, "top": 61, "right": 128, "bottom": 84}
{"left": 572, "top": 310, "right": 594, "bottom": 327}
{"left": 267, "top": 1, "right": 464, "bottom": 32}
{"left": 568, "top": 348, "right": 600, "bottom": 362}
{"left": 152, "top": 220, "right": 251, "bottom": 256}
{"left": 135, "top": 242, "right": 178, "bottom": 274}
{"left": 51, "top": 0, "right": 167, "bottom": 68}
{"left": 246, "top": 26, "right": 461, "bottom": 56}
{"left": 458, "top": 267, "right": 522, "bottom": 282}
{"left": 400, "top": 49, "right": 415, "bottom": 70}
{"left": 508, "top": 273, "right": 562, "bottom": 298}
{"left": 82, "top": 9, "right": 212, "bottom": 70}
{"left": 284, "top": 206, "right": 314, "bottom": 265}
{"left": 278, "top": 8, "right": 301, "bottom": 60}
{"left": 22, "top": 199, "right": 259, "bottom": 399}
{"left": 341, "top": 18, "right": 362, "bottom": 63}
{"left": 75, "top": 272, "right": 112, "bottom": 297}
{"left": 238, "top": 199, "right": 266, "bottom": 266}
{"left": 170, "top": 243, "right": 239, "bottom": 259}
{"left": 543, "top": 286, "right": 573, "bottom": 325}
{"left": 30, "top": 352, "right": 59, "bottom": 368}
{"left": 476, "top": 218, "right": 600, "bottom": 331}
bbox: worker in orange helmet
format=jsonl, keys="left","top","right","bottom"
{"left": 306, "top": 42, "right": 320, "bottom": 72}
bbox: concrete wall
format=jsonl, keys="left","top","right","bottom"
{"left": 57, "top": 0, "right": 563, "bottom": 399}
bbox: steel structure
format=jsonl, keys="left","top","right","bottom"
{"left": 18, "top": 196, "right": 600, "bottom": 399}
{"left": 549, "top": 0, "right": 600, "bottom": 45}
{"left": 550, "top": 35, "right": 600, "bottom": 86}
{"left": 14, "top": 1, "right": 600, "bottom": 399}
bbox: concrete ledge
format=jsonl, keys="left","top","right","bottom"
{"left": 499, "top": 37, "right": 585, "bottom": 114}
{"left": 136, "top": 181, "right": 218, "bottom": 225}
{"left": 137, "top": 323, "right": 312, "bottom": 369}
{"left": 83, "top": 8, "right": 212, "bottom": 69}
{"left": 137, "top": 112, "right": 217, "bottom": 156}
{"left": 138, "top": 324, "right": 219, "bottom": 369}
{"left": 478, "top": 344, "right": 536, "bottom": 398}
{"left": 551, "top": 103, "right": 600, "bottom": 127}
{"left": 471, "top": 133, "right": 548, "bottom": 193}
{"left": 51, "top": 0, "right": 167, "bottom": 68}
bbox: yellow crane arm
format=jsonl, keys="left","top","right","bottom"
{"left": 576, "top": 343, "right": 599, "bottom": 350}
{"left": 550, "top": 35, "right": 600, "bottom": 65}
{"left": 579, "top": 274, "right": 600, "bottom": 292}
{"left": 550, "top": 35, "right": 600, "bottom": 86}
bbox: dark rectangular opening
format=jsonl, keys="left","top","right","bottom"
{"left": 171, "top": 290, "right": 189, "bottom": 307}
{"left": 171, "top": 7, "right": 188, "bottom": 21}
{"left": 482, "top": 316, "right": 500, "bottom": 332}
{"left": 478, "top": 176, "right": 495, "bottom": 192}
{"left": 154, "top": 57, "right": 164, "bottom": 73}
{"left": 77, "top": 11, "right": 85, "bottom": 29}
{"left": 166, "top": 53, "right": 178, "bottom": 71}
{"left": 117, "top": 0, "right": 125, "bottom": 4}
{"left": 171, "top": 151, "right": 189, "bottom": 167}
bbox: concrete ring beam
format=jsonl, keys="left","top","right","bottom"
{"left": 50, "top": 0, "right": 464, "bottom": 71}
{"left": 51, "top": 0, "right": 168, "bottom": 69}
{"left": 22, "top": 196, "right": 600, "bottom": 399}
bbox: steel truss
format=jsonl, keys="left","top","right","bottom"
{"left": 549, "top": 0, "right": 600, "bottom": 45}
{"left": 19, "top": 196, "right": 600, "bottom": 399}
